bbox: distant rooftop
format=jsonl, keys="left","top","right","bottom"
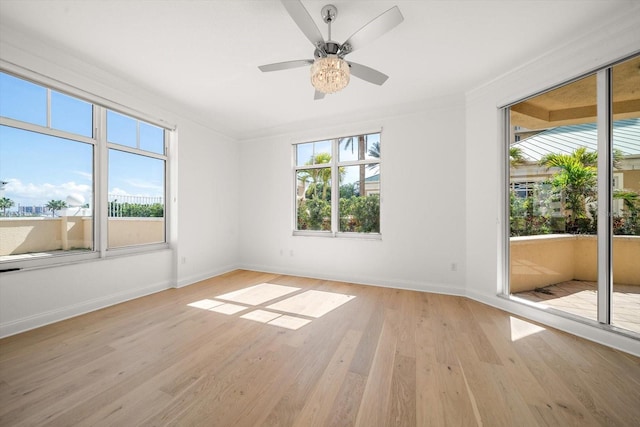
{"left": 513, "top": 118, "right": 640, "bottom": 161}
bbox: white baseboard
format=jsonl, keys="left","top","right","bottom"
{"left": 0, "top": 280, "right": 172, "bottom": 339}
{"left": 238, "top": 263, "right": 466, "bottom": 297}
{"left": 175, "top": 264, "right": 241, "bottom": 288}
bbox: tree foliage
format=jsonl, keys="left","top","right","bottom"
{"left": 511, "top": 147, "right": 639, "bottom": 236}
{"left": 108, "top": 201, "right": 164, "bottom": 217}
{"left": 539, "top": 147, "right": 597, "bottom": 221}
{"left": 46, "top": 200, "right": 67, "bottom": 217}
{"left": 340, "top": 194, "right": 380, "bottom": 233}
{"left": 509, "top": 146, "right": 526, "bottom": 167}
{"left": 0, "top": 197, "right": 14, "bottom": 216}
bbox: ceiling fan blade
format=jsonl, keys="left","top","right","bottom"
{"left": 281, "top": 0, "right": 325, "bottom": 47}
{"left": 258, "top": 59, "right": 313, "bottom": 72}
{"left": 341, "top": 6, "right": 403, "bottom": 54}
{"left": 348, "top": 62, "right": 389, "bottom": 85}
{"left": 314, "top": 90, "right": 325, "bottom": 100}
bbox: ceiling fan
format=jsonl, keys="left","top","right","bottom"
{"left": 258, "top": 0, "right": 404, "bottom": 100}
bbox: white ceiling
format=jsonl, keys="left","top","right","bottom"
{"left": 0, "top": 0, "right": 635, "bottom": 140}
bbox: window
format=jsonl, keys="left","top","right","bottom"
{"left": 0, "top": 70, "right": 170, "bottom": 269}
{"left": 107, "top": 110, "right": 166, "bottom": 248}
{"left": 505, "top": 55, "right": 640, "bottom": 336}
{"left": 294, "top": 132, "right": 381, "bottom": 236}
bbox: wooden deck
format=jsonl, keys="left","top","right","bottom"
{"left": 1, "top": 270, "right": 639, "bottom": 426}
{"left": 514, "top": 280, "right": 640, "bottom": 334}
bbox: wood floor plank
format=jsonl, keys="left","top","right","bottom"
{"left": 0, "top": 269, "right": 638, "bottom": 426}
{"left": 388, "top": 354, "right": 416, "bottom": 427}
{"left": 326, "top": 371, "right": 367, "bottom": 427}
{"left": 291, "top": 329, "right": 362, "bottom": 427}
{"left": 354, "top": 308, "right": 398, "bottom": 427}
{"left": 415, "top": 303, "right": 447, "bottom": 426}
{"left": 260, "top": 311, "right": 354, "bottom": 426}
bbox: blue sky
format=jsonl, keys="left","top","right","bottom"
{"left": 0, "top": 72, "right": 164, "bottom": 210}
{"left": 295, "top": 134, "right": 380, "bottom": 187}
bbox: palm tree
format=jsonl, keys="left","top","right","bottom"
{"left": 340, "top": 136, "right": 368, "bottom": 196}
{"left": 46, "top": 199, "right": 67, "bottom": 217}
{"left": 614, "top": 190, "right": 639, "bottom": 213}
{"left": 509, "top": 146, "right": 526, "bottom": 167}
{"left": 539, "top": 147, "right": 597, "bottom": 220}
{"left": 298, "top": 152, "right": 334, "bottom": 200}
{"left": 0, "top": 197, "right": 14, "bottom": 216}
{"left": 367, "top": 141, "right": 381, "bottom": 174}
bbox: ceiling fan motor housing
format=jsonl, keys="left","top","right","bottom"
{"left": 314, "top": 41, "right": 342, "bottom": 59}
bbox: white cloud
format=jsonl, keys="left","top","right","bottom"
{"left": 3, "top": 179, "right": 92, "bottom": 206}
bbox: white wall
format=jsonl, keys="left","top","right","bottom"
{"left": 238, "top": 97, "right": 467, "bottom": 295}
{"left": 465, "top": 8, "right": 640, "bottom": 356}
{"left": 175, "top": 120, "right": 240, "bottom": 287}
{"left": 0, "top": 26, "right": 240, "bottom": 337}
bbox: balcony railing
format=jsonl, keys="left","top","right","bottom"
{"left": 510, "top": 234, "right": 640, "bottom": 292}
{"left": 0, "top": 216, "right": 163, "bottom": 256}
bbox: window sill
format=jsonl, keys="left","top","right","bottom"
{"left": 292, "top": 230, "right": 382, "bottom": 240}
{"left": 0, "top": 243, "right": 171, "bottom": 274}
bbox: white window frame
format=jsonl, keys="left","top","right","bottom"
{"left": 0, "top": 64, "right": 173, "bottom": 271}
{"left": 293, "top": 132, "right": 382, "bottom": 239}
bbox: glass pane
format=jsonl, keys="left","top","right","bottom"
{"left": 339, "top": 164, "right": 380, "bottom": 233}
{"left": 509, "top": 75, "right": 598, "bottom": 323}
{"left": 365, "top": 133, "right": 381, "bottom": 161}
{"left": 51, "top": 91, "right": 93, "bottom": 137}
{"left": 0, "top": 125, "right": 94, "bottom": 257}
{"left": 0, "top": 72, "right": 47, "bottom": 126}
{"left": 108, "top": 149, "right": 165, "bottom": 248}
{"left": 611, "top": 56, "right": 640, "bottom": 334}
{"left": 140, "top": 122, "right": 164, "bottom": 154}
{"left": 338, "top": 136, "right": 358, "bottom": 162}
{"left": 313, "top": 140, "right": 331, "bottom": 163}
{"left": 296, "top": 140, "right": 332, "bottom": 166}
{"left": 107, "top": 110, "right": 137, "bottom": 148}
{"left": 339, "top": 134, "right": 380, "bottom": 162}
{"left": 296, "top": 168, "right": 331, "bottom": 231}
{"left": 296, "top": 142, "right": 312, "bottom": 166}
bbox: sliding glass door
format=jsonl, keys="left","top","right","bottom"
{"left": 611, "top": 57, "right": 640, "bottom": 332}
{"left": 506, "top": 55, "right": 639, "bottom": 335}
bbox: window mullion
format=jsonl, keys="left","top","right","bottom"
{"left": 136, "top": 120, "right": 141, "bottom": 150}
{"left": 596, "top": 68, "right": 613, "bottom": 325}
{"left": 46, "top": 88, "right": 51, "bottom": 128}
{"left": 331, "top": 138, "right": 339, "bottom": 235}
{"left": 0, "top": 117, "right": 95, "bottom": 145}
{"left": 96, "top": 106, "right": 109, "bottom": 257}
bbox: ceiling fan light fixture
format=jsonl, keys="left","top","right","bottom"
{"left": 311, "top": 55, "right": 350, "bottom": 94}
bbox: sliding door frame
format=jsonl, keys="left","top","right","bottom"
{"left": 502, "top": 55, "right": 639, "bottom": 335}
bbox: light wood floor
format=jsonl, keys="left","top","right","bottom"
{"left": 1, "top": 270, "right": 639, "bottom": 426}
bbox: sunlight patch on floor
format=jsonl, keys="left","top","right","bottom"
{"left": 215, "top": 283, "right": 300, "bottom": 305}
{"left": 187, "top": 299, "right": 224, "bottom": 310}
{"left": 269, "top": 315, "right": 311, "bottom": 330}
{"left": 186, "top": 284, "right": 355, "bottom": 330}
{"left": 266, "top": 290, "right": 356, "bottom": 318}
{"left": 209, "top": 303, "right": 249, "bottom": 315}
{"left": 241, "top": 309, "right": 282, "bottom": 323}
{"left": 241, "top": 309, "right": 311, "bottom": 330}
{"left": 510, "top": 316, "right": 546, "bottom": 342}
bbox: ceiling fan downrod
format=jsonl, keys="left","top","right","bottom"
{"left": 321, "top": 4, "right": 337, "bottom": 41}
